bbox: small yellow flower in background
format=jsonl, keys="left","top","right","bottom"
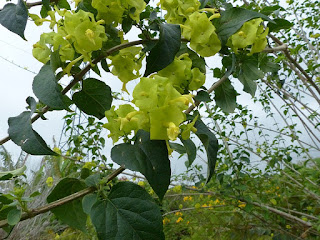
{"left": 183, "top": 196, "right": 193, "bottom": 201}
{"left": 172, "top": 185, "right": 182, "bottom": 193}
{"left": 221, "top": 201, "right": 226, "bottom": 205}
{"left": 176, "top": 217, "right": 183, "bottom": 223}
{"left": 187, "top": 221, "right": 190, "bottom": 224}
{"left": 307, "top": 206, "right": 313, "bottom": 211}
{"left": 179, "top": 204, "right": 183, "bottom": 209}
{"left": 163, "top": 217, "right": 170, "bottom": 225}
{"left": 271, "top": 233, "right": 274, "bottom": 237}
{"left": 302, "top": 217, "right": 308, "bottom": 222}
{"left": 138, "top": 181, "right": 146, "bottom": 187}
{"left": 238, "top": 200, "right": 246, "bottom": 208}
{"left": 286, "top": 225, "right": 291, "bottom": 229}
{"left": 213, "top": 199, "right": 220, "bottom": 205}
{"left": 175, "top": 211, "right": 183, "bottom": 216}
{"left": 54, "top": 233, "right": 60, "bottom": 239}
{"left": 83, "top": 161, "right": 96, "bottom": 170}
{"left": 195, "top": 203, "right": 201, "bottom": 209}
{"left": 191, "top": 186, "right": 197, "bottom": 189}
{"left": 202, "top": 204, "right": 208, "bottom": 208}
{"left": 276, "top": 186, "right": 280, "bottom": 190}
{"left": 53, "top": 147, "right": 61, "bottom": 155}
{"left": 148, "top": 189, "right": 154, "bottom": 195}
{"left": 46, "top": 177, "right": 53, "bottom": 187}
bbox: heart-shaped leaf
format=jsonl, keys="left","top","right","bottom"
{"left": 111, "top": 130, "right": 170, "bottom": 200}
{"left": 47, "top": 178, "right": 87, "bottom": 232}
{"left": 144, "top": 23, "right": 181, "bottom": 76}
{"left": 72, "top": 78, "right": 112, "bottom": 119}
{"left": 8, "top": 97, "right": 57, "bottom": 155}
{"left": 0, "top": 0, "right": 28, "bottom": 40}
{"left": 90, "top": 182, "right": 164, "bottom": 240}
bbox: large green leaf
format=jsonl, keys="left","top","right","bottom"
{"left": 144, "top": 23, "right": 181, "bottom": 76}
{"left": 32, "top": 65, "right": 68, "bottom": 110}
{"left": 47, "top": 178, "right": 87, "bottom": 232}
{"left": 214, "top": 79, "right": 238, "bottom": 113}
{"left": 180, "top": 138, "right": 197, "bottom": 168}
{"left": 90, "top": 182, "right": 164, "bottom": 240}
{"left": 0, "top": 0, "right": 28, "bottom": 40}
{"left": 194, "top": 119, "right": 219, "bottom": 183}
{"left": 268, "top": 19, "right": 293, "bottom": 32}
{"left": 238, "top": 58, "right": 264, "bottom": 97}
{"left": 111, "top": 130, "right": 170, "bottom": 200}
{"left": 8, "top": 97, "right": 57, "bottom": 156}
{"left": 216, "top": 7, "right": 273, "bottom": 45}
{"left": 82, "top": 193, "right": 98, "bottom": 215}
{"left": 72, "top": 78, "right": 112, "bottom": 119}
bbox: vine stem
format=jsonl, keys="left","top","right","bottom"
{"left": 269, "top": 34, "right": 320, "bottom": 97}
{"left": 0, "top": 166, "right": 125, "bottom": 228}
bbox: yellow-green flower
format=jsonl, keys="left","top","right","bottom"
{"left": 46, "top": 177, "right": 54, "bottom": 187}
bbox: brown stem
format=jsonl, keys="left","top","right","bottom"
{"left": 269, "top": 34, "right": 320, "bottom": 97}
{"left": 0, "top": 166, "right": 125, "bottom": 229}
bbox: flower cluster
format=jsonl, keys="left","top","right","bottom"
{"left": 92, "top": 0, "right": 146, "bottom": 25}
{"left": 108, "top": 46, "right": 144, "bottom": 92}
{"left": 159, "top": 0, "right": 200, "bottom": 24}
{"left": 32, "top": 10, "right": 107, "bottom": 73}
{"left": 104, "top": 75, "right": 196, "bottom": 142}
{"left": 227, "top": 18, "right": 269, "bottom": 54}
{"left": 181, "top": 11, "right": 221, "bottom": 57}
{"left": 157, "top": 53, "right": 205, "bottom": 93}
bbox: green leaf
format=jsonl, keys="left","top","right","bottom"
{"left": 260, "top": 5, "right": 284, "bottom": 16}
{"left": 33, "top": 65, "right": 68, "bottom": 110}
{"left": 238, "top": 58, "right": 264, "bottom": 97}
{"left": 0, "top": 165, "right": 26, "bottom": 181}
{"left": 7, "top": 208, "right": 21, "bottom": 226}
{"left": 216, "top": 7, "right": 273, "bottom": 45}
{"left": 57, "top": 0, "right": 71, "bottom": 10}
{"left": 259, "top": 54, "right": 280, "bottom": 73}
{"left": 168, "top": 142, "right": 186, "bottom": 154}
{"left": 214, "top": 79, "right": 238, "bottom": 113}
{"left": 47, "top": 178, "right": 87, "bottom": 232}
{"left": 122, "top": 15, "right": 133, "bottom": 33}
{"left": 180, "top": 138, "right": 197, "bottom": 168}
{"left": 85, "top": 173, "right": 100, "bottom": 187}
{"left": 144, "top": 23, "right": 181, "bottom": 76}
{"left": 194, "top": 90, "right": 211, "bottom": 103}
{"left": 268, "top": 18, "right": 294, "bottom": 32}
{"left": 100, "top": 59, "right": 110, "bottom": 72}
{"left": 8, "top": 97, "right": 57, "bottom": 156}
{"left": 0, "top": 0, "right": 28, "bottom": 40}
{"left": 76, "top": 0, "right": 97, "bottom": 15}
{"left": 194, "top": 119, "right": 219, "bottom": 183}
{"left": 111, "top": 130, "right": 170, "bottom": 200}
{"left": 50, "top": 50, "right": 62, "bottom": 72}
{"left": 90, "top": 182, "right": 164, "bottom": 240}
{"left": 72, "top": 78, "right": 112, "bottom": 119}
{"left": 82, "top": 193, "right": 97, "bottom": 215}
